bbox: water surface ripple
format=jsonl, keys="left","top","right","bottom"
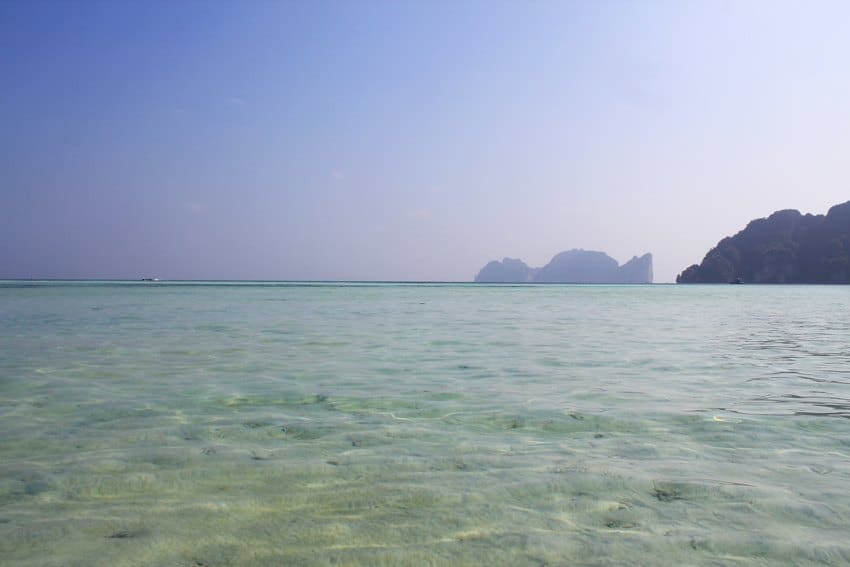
{"left": 1, "top": 282, "right": 849, "bottom": 565}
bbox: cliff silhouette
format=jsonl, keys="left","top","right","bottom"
{"left": 677, "top": 201, "right": 850, "bottom": 283}
{"left": 475, "top": 250, "right": 653, "bottom": 283}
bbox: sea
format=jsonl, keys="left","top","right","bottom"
{"left": 1, "top": 281, "right": 849, "bottom": 566}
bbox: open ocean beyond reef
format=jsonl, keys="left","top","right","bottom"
{"left": 1, "top": 281, "right": 849, "bottom": 566}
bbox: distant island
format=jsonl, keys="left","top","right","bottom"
{"left": 677, "top": 201, "right": 850, "bottom": 283}
{"left": 474, "top": 249, "right": 653, "bottom": 283}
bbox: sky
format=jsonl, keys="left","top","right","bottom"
{"left": 2, "top": 0, "right": 850, "bottom": 282}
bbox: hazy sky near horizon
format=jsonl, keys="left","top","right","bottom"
{"left": 3, "top": 0, "right": 850, "bottom": 282}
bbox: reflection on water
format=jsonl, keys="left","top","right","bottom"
{"left": 1, "top": 282, "right": 850, "bottom": 565}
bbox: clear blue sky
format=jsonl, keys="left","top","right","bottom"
{"left": 3, "top": 0, "right": 849, "bottom": 281}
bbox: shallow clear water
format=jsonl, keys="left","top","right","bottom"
{"left": 1, "top": 281, "right": 849, "bottom": 566}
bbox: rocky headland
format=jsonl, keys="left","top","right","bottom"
{"left": 475, "top": 250, "right": 653, "bottom": 283}
{"left": 677, "top": 201, "right": 850, "bottom": 283}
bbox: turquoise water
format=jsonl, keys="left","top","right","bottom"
{"left": 1, "top": 281, "right": 849, "bottom": 565}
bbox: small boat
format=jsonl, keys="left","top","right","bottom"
{"left": 729, "top": 277, "right": 743, "bottom": 284}
{"left": 140, "top": 277, "right": 160, "bottom": 282}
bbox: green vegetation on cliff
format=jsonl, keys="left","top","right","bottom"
{"left": 677, "top": 201, "right": 850, "bottom": 283}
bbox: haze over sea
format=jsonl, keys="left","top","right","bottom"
{"left": 1, "top": 281, "right": 849, "bottom": 565}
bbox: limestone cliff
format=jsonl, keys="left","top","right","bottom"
{"left": 677, "top": 201, "right": 850, "bottom": 283}
{"left": 474, "top": 258, "right": 536, "bottom": 283}
{"left": 474, "top": 250, "right": 653, "bottom": 283}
